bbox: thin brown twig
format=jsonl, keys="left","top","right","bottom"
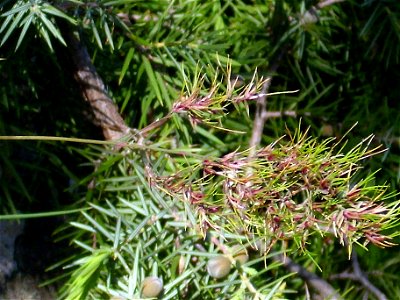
{"left": 248, "top": 56, "right": 282, "bottom": 157}
{"left": 263, "top": 110, "right": 311, "bottom": 118}
{"left": 249, "top": 0, "right": 345, "bottom": 154}
{"left": 350, "top": 249, "right": 388, "bottom": 300}
{"left": 328, "top": 246, "right": 388, "bottom": 299}
{"left": 316, "top": 0, "right": 346, "bottom": 9}
{"left": 248, "top": 78, "right": 272, "bottom": 153}
{"left": 329, "top": 271, "right": 359, "bottom": 281}
{"left": 275, "top": 254, "right": 342, "bottom": 300}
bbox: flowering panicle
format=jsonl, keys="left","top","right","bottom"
{"left": 148, "top": 131, "right": 399, "bottom": 254}
{"left": 134, "top": 67, "right": 399, "bottom": 255}
{"left": 169, "top": 70, "right": 270, "bottom": 129}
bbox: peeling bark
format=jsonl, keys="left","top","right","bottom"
{"left": 62, "top": 27, "right": 130, "bottom": 140}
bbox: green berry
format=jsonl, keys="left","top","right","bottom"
{"left": 231, "top": 245, "right": 249, "bottom": 265}
{"left": 141, "top": 276, "right": 163, "bottom": 298}
{"left": 207, "top": 255, "right": 231, "bottom": 279}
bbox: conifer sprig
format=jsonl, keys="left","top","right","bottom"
{"left": 129, "top": 69, "right": 400, "bottom": 256}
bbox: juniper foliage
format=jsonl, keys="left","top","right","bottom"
{"left": 1, "top": 0, "right": 400, "bottom": 299}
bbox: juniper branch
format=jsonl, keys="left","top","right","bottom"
{"left": 350, "top": 249, "right": 388, "bottom": 300}
{"left": 275, "top": 254, "right": 342, "bottom": 300}
{"left": 60, "top": 25, "right": 130, "bottom": 140}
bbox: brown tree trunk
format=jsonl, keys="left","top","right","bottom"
{"left": 62, "top": 27, "right": 130, "bottom": 140}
